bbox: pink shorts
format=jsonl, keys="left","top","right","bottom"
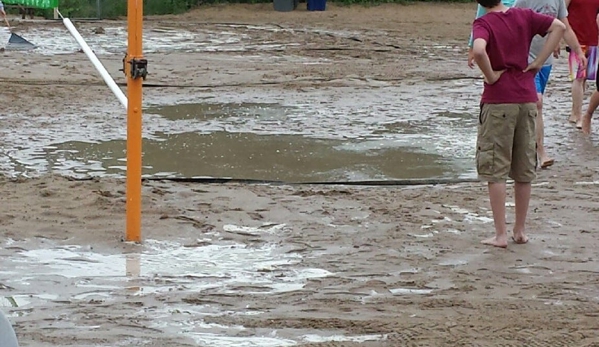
{"left": 569, "top": 45, "right": 599, "bottom": 81}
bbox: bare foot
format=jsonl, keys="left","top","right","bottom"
{"left": 576, "top": 119, "right": 583, "bottom": 129}
{"left": 512, "top": 233, "right": 529, "bottom": 244}
{"left": 481, "top": 236, "right": 508, "bottom": 248}
{"left": 539, "top": 158, "right": 554, "bottom": 169}
{"left": 569, "top": 115, "right": 579, "bottom": 124}
{"left": 581, "top": 113, "right": 592, "bottom": 135}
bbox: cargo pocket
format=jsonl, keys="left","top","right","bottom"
{"left": 479, "top": 109, "right": 507, "bottom": 138}
{"left": 489, "top": 110, "right": 507, "bottom": 127}
{"left": 476, "top": 142, "right": 495, "bottom": 177}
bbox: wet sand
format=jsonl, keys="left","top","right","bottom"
{"left": 1, "top": 3, "right": 599, "bottom": 346}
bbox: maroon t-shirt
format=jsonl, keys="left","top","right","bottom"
{"left": 472, "top": 8, "right": 555, "bottom": 104}
{"left": 568, "top": 0, "right": 599, "bottom": 46}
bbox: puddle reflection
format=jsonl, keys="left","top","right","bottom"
{"left": 125, "top": 253, "right": 141, "bottom": 293}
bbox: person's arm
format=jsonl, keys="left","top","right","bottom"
{"left": 472, "top": 38, "right": 505, "bottom": 84}
{"left": 471, "top": 20, "right": 506, "bottom": 84}
{"left": 468, "top": 5, "right": 487, "bottom": 48}
{"left": 561, "top": 17, "right": 587, "bottom": 68}
{"left": 553, "top": 0, "right": 566, "bottom": 57}
{"left": 467, "top": 5, "right": 489, "bottom": 68}
{"left": 559, "top": 0, "right": 573, "bottom": 52}
{"left": 525, "top": 19, "right": 567, "bottom": 72}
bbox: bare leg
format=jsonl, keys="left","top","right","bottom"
{"left": 481, "top": 182, "right": 508, "bottom": 248}
{"left": 0, "top": 10, "right": 8, "bottom": 28}
{"left": 512, "top": 182, "right": 531, "bottom": 244}
{"left": 582, "top": 90, "right": 599, "bottom": 135}
{"left": 571, "top": 78, "right": 585, "bottom": 124}
{"left": 535, "top": 93, "right": 553, "bottom": 168}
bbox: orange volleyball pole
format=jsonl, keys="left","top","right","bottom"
{"left": 125, "top": 0, "right": 147, "bottom": 242}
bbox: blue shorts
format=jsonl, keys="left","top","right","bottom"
{"left": 535, "top": 65, "right": 552, "bottom": 94}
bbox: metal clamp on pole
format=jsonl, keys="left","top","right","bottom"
{"left": 120, "top": 55, "right": 148, "bottom": 80}
{"left": 129, "top": 58, "right": 148, "bottom": 80}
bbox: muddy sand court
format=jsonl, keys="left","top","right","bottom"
{"left": 1, "top": 3, "right": 599, "bottom": 346}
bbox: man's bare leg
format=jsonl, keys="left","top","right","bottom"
{"left": 571, "top": 78, "right": 585, "bottom": 125}
{"left": 582, "top": 90, "right": 599, "bottom": 135}
{"left": 536, "top": 93, "right": 553, "bottom": 168}
{"left": 513, "top": 182, "right": 531, "bottom": 244}
{"left": 482, "top": 182, "right": 508, "bottom": 248}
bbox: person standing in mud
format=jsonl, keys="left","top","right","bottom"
{"left": 466, "top": 0, "right": 580, "bottom": 169}
{"left": 512, "top": 0, "right": 587, "bottom": 169}
{"left": 566, "top": 0, "right": 599, "bottom": 128}
{"left": 0, "top": 1, "right": 10, "bottom": 28}
{"left": 471, "top": 0, "right": 565, "bottom": 247}
{"left": 580, "top": 9, "right": 599, "bottom": 135}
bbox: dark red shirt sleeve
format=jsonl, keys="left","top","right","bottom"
{"left": 529, "top": 9, "right": 555, "bottom": 37}
{"left": 472, "top": 19, "right": 490, "bottom": 43}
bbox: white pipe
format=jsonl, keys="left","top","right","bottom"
{"left": 62, "top": 18, "right": 128, "bottom": 109}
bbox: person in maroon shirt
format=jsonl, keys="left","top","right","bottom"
{"left": 472, "top": 0, "right": 566, "bottom": 248}
{"left": 581, "top": 9, "right": 599, "bottom": 134}
{"left": 565, "top": 0, "right": 599, "bottom": 127}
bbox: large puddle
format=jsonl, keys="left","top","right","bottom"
{"left": 0, "top": 99, "right": 477, "bottom": 181}
{"left": 40, "top": 132, "right": 457, "bottom": 182}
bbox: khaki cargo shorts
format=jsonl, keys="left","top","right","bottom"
{"left": 476, "top": 103, "right": 537, "bottom": 183}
